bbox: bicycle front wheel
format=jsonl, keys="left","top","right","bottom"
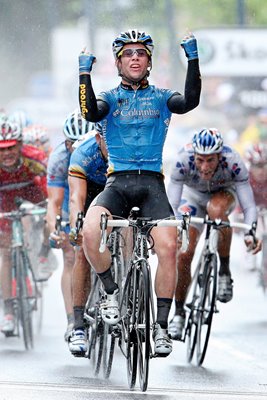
{"left": 136, "top": 262, "right": 150, "bottom": 392}
{"left": 16, "top": 249, "right": 34, "bottom": 350}
{"left": 196, "top": 254, "right": 217, "bottom": 366}
{"left": 120, "top": 266, "right": 138, "bottom": 389}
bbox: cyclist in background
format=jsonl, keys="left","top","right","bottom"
{"left": 0, "top": 118, "right": 47, "bottom": 335}
{"left": 77, "top": 29, "right": 201, "bottom": 356}
{"left": 67, "top": 124, "right": 108, "bottom": 357}
{"left": 167, "top": 128, "right": 262, "bottom": 340}
{"left": 23, "top": 124, "right": 52, "bottom": 161}
{"left": 9, "top": 109, "right": 32, "bottom": 133}
{"left": 245, "top": 143, "right": 267, "bottom": 210}
{"left": 46, "top": 109, "right": 92, "bottom": 341}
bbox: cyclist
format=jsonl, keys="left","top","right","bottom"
{"left": 9, "top": 109, "right": 32, "bottom": 133}
{"left": 77, "top": 29, "right": 201, "bottom": 356}
{"left": 67, "top": 124, "right": 108, "bottom": 356}
{"left": 245, "top": 143, "right": 267, "bottom": 209}
{"left": 167, "top": 128, "right": 262, "bottom": 340}
{"left": 0, "top": 118, "right": 47, "bottom": 334}
{"left": 23, "top": 124, "right": 52, "bottom": 160}
{"left": 46, "top": 108, "right": 92, "bottom": 341}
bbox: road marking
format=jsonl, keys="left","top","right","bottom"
{"left": 0, "top": 381, "right": 266, "bottom": 398}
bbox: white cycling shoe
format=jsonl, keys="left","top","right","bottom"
{"left": 1, "top": 314, "right": 15, "bottom": 335}
{"left": 153, "top": 323, "right": 173, "bottom": 357}
{"left": 100, "top": 288, "right": 120, "bottom": 325}
{"left": 168, "top": 314, "right": 186, "bottom": 340}
{"left": 217, "top": 275, "right": 233, "bottom": 303}
{"left": 68, "top": 329, "right": 88, "bottom": 357}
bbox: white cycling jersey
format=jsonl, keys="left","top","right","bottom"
{"left": 167, "top": 143, "right": 257, "bottom": 226}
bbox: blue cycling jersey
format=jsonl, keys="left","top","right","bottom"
{"left": 47, "top": 142, "right": 70, "bottom": 216}
{"left": 98, "top": 85, "right": 175, "bottom": 174}
{"left": 68, "top": 135, "right": 107, "bottom": 183}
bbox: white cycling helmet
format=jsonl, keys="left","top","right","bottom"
{"left": 23, "top": 124, "right": 49, "bottom": 145}
{"left": 112, "top": 29, "right": 154, "bottom": 59}
{"left": 63, "top": 109, "right": 92, "bottom": 141}
{"left": 192, "top": 128, "right": 224, "bottom": 155}
{"left": 0, "top": 119, "right": 22, "bottom": 148}
{"left": 9, "top": 110, "right": 32, "bottom": 131}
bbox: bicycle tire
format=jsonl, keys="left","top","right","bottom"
{"left": 260, "top": 233, "right": 267, "bottom": 293}
{"left": 16, "top": 248, "right": 34, "bottom": 350}
{"left": 185, "top": 262, "right": 201, "bottom": 363}
{"left": 120, "top": 266, "right": 138, "bottom": 389}
{"left": 102, "top": 323, "right": 116, "bottom": 379}
{"left": 101, "top": 245, "right": 122, "bottom": 379}
{"left": 196, "top": 253, "right": 217, "bottom": 366}
{"left": 93, "top": 319, "right": 104, "bottom": 376}
{"left": 23, "top": 250, "right": 43, "bottom": 334}
{"left": 136, "top": 261, "right": 150, "bottom": 392}
{"left": 85, "top": 274, "right": 104, "bottom": 375}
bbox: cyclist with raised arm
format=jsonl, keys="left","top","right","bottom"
{"left": 67, "top": 123, "right": 108, "bottom": 356}
{"left": 77, "top": 29, "right": 201, "bottom": 356}
{"left": 46, "top": 109, "right": 91, "bottom": 341}
{"left": 167, "top": 128, "right": 262, "bottom": 340}
{"left": 0, "top": 118, "right": 47, "bottom": 334}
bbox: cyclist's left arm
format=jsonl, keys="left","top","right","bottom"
{"left": 167, "top": 34, "right": 201, "bottom": 114}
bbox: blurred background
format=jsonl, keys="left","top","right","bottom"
{"left": 1, "top": 0, "right": 267, "bottom": 164}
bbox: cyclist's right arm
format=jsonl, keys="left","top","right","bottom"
{"left": 79, "top": 51, "right": 109, "bottom": 122}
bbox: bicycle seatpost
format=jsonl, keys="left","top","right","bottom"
{"left": 129, "top": 207, "right": 140, "bottom": 220}
{"left": 55, "top": 215, "right": 62, "bottom": 236}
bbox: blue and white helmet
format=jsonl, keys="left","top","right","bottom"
{"left": 63, "top": 109, "right": 92, "bottom": 141}
{"left": 112, "top": 29, "right": 154, "bottom": 59}
{"left": 192, "top": 128, "right": 223, "bottom": 155}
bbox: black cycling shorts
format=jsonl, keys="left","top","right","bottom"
{"left": 85, "top": 179, "right": 105, "bottom": 213}
{"left": 93, "top": 171, "right": 174, "bottom": 219}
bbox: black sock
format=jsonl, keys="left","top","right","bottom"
{"left": 219, "top": 256, "right": 230, "bottom": 276}
{"left": 175, "top": 300, "right": 185, "bottom": 317}
{"left": 73, "top": 306, "right": 85, "bottom": 330}
{"left": 98, "top": 268, "right": 118, "bottom": 294}
{"left": 156, "top": 298, "right": 172, "bottom": 329}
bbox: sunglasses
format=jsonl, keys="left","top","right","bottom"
{"left": 118, "top": 48, "right": 150, "bottom": 58}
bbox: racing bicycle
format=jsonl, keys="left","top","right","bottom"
{"left": 183, "top": 215, "right": 256, "bottom": 366}
{"left": 0, "top": 199, "right": 47, "bottom": 349}
{"left": 99, "top": 208, "right": 189, "bottom": 391}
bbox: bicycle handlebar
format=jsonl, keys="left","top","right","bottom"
{"left": 99, "top": 212, "right": 190, "bottom": 253}
{"left": 189, "top": 216, "right": 252, "bottom": 231}
{"left": 0, "top": 205, "right": 47, "bottom": 220}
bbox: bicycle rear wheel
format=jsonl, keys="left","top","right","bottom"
{"left": 195, "top": 254, "right": 217, "bottom": 366}
{"left": 16, "top": 248, "right": 34, "bottom": 350}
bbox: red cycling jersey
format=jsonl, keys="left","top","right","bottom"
{"left": 0, "top": 144, "right": 47, "bottom": 236}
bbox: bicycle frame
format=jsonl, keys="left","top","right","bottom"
{"left": 1, "top": 202, "right": 46, "bottom": 349}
